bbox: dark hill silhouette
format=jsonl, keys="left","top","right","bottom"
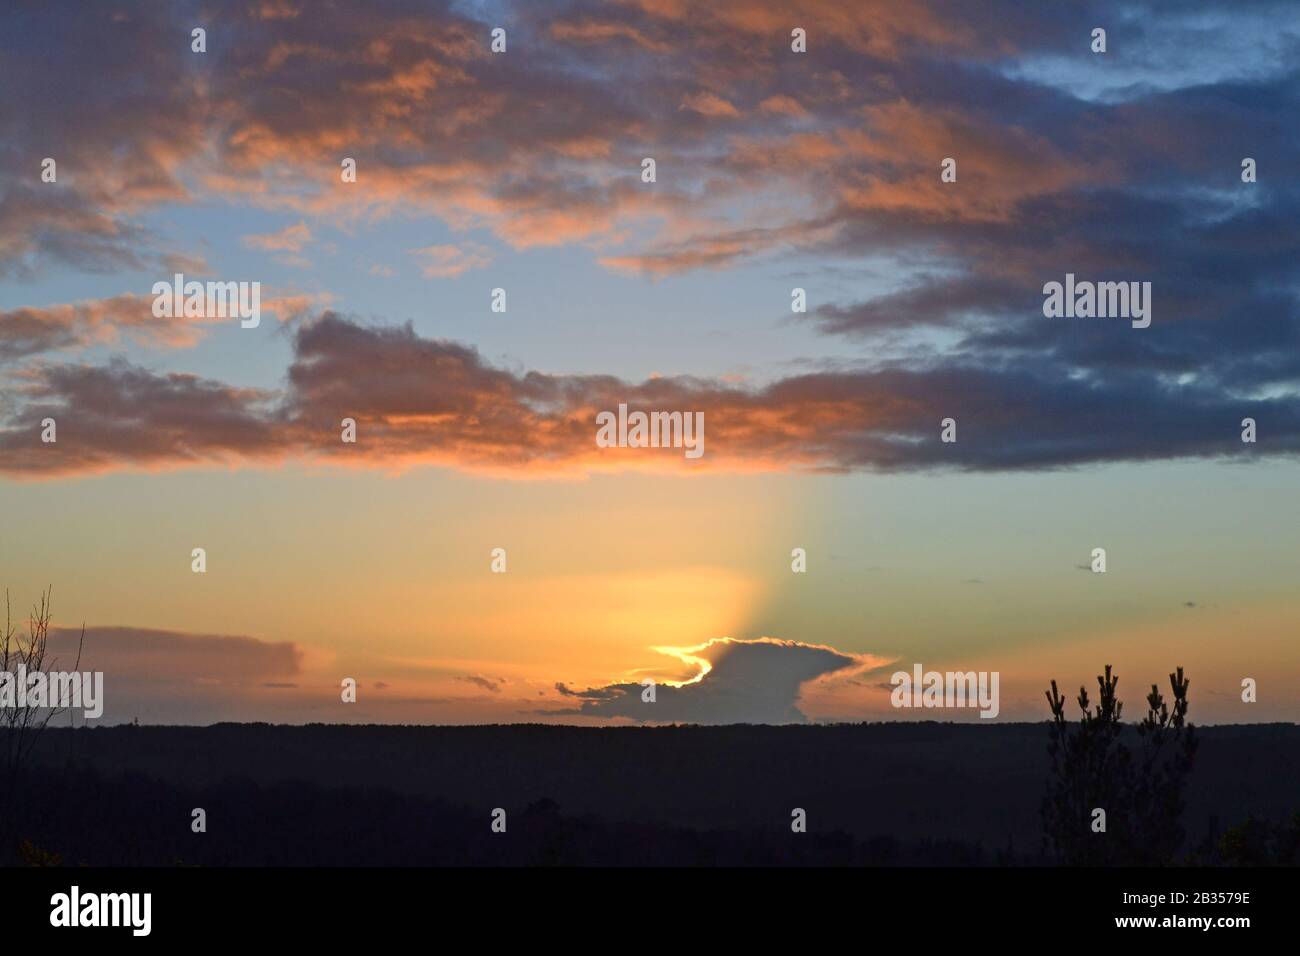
{"left": 5, "top": 722, "right": 1298, "bottom": 865}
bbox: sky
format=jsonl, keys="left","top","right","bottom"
{"left": 1, "top": 0, "right": 1299, "bottom": 725}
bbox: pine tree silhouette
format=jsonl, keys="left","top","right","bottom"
{"left": 1042, "top": 665, "right": 1197, "bottom": 865}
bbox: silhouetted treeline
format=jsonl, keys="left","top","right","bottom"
{"left": 3, "top": 722, "right": 1297, "bottom": 865}
{"left": 5, "top": 765, "right": 1013, "bottom": 866}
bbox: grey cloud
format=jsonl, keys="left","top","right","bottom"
{"left": 547, "top": 638, "right": 868, "bottom": 725}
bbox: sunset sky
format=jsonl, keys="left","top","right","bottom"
{"left": 2, "top": 0, "right": 1298, "bottom": 725}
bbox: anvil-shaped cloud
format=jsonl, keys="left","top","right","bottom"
{"left": 551, "top": 637, "right": 887, "bottom": 724}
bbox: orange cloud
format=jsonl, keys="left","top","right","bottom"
{"left": 679, "top": 91, "right": 741, "bottom": 118}
{"left": 243, "top": 221, "right": 313, "bottom": 253}
{"left": 8, "top": 309, "right": 1287, "bottom": 481}
{"left": 0, "top": 290, "right": 326, "bottom": 361}
{"left": 408, "top": 242, "right": 493, "bottom": 278}
{"left": 550, "top": 17, "right": 674, "bottom": 53}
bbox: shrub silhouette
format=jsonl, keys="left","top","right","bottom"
{"left": 1042, "top": 665, "right": 1197, "bottom": 865}
{"left": 1217, "top": 813, "right": 1300, "bottom": 866}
